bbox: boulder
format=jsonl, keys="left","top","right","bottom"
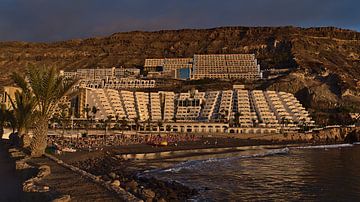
{"left": 102, "top": 175, "right": 111, "bottom": 181}
{"left": 52, "top": 195, "right": 71, "bottom": 202}
{"left": 126, "top": 180, "right": 138, "bottom": 191}
{"left": 344, "top": 130, "right": 360, "bottom": 143}
{"left": 111, "top": 180, "right": 121, "bottom": 187}
{"left": 109, "top": 172, "right": 116, "bottom": 179}
{"left": 141, "top": 188, "right": 156, "bottom": 200}
{"left": 38, "top": 165, "right": 51, "bottom": 178}
{"left": 157, "top": 198, "right": 167, "bottom": 202}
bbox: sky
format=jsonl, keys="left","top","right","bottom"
{"left": 0, "top": 0, "right": 359, "bottom": 42}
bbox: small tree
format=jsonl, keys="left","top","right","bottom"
{"left": 83, "top": 104, "right": 91, "bottom": 134}
{"left": 157, "top": 120, "right": 163, "bottom": 135}
{"left": 233, "top": 112, "right": 241, "bottom": 127}
{"left": 119, "top": 117, "right": 128, "bottom": 135}
{"left": 8, "top": 91, "right": 37, "bottom": 147}
{"left": 5, "top": 110, "right": 17, "bottom": 134}
{"left": 105, "top": 115, "right": 114, "bottom": 136}
{"left": 0, "top": 104, "right": 7, "bottom": 140}
{"left": 133, "top": 117, "right": 140, "bottom": 135}
{"left": 91, "top": 106, "right": 98, "bottom": 129}
{"left": 57, "top": 103, "right": 70, "bottom": 138}
{"left": 12, "top": 67, "right": 76, "bottom": 157}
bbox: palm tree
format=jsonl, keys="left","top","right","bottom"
{"left": 157, "top": 120, "right": 163, "bottom": 135}
{"left": 57, "top": 103, "right": 70, "bottom": 138}
{"left": 83, "top": 104, "right": 91, "bottom": 134}
{"left": 8, "top": 90, "right": 37, "bottom": 147}
{"left": 119, "top": 117, "right": 128, "bottom": 135}
{"left": 12, "top": 67, "right": 76, "bottom": 157}
{"left": 91, "top": 106, "right": 98, "bottom": 127}
{"left": 0, "top": 104, "right": 6, "bottom": 140}
{"left": 91, "top": 106, "right": 98, "bottom": 118}
{"left": 133, "top": 117, "right": 140, "bottom": 135}
{"left": 105, "top": 115, "right": 113, "bottom": 137}
{"left": 233, "top": 112, "right": 241, "bottom": 127}
{"left": 5, "top": 109, "right": 18, "bottom": 144}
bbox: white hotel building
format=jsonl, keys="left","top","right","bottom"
{"left": 144, "top": 54, "right": 262, "bottom": 80}
{"left": 77, "top": 87, "right": 314, "bottom": 134}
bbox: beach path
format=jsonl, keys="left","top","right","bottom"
{"left": 29, "top": 156, "right": 120, "bottom": 202}
{"left": 0, "top": 143, "right": 24, "bottom": 202}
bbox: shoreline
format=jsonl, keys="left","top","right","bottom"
{"left": 2, "top": 128, "right": 356, "bottom": 201}
{"left": 59, "top": 136, "right": 345, "bottom": 201}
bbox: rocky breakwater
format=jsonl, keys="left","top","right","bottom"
{"left": 45, "top": 153, "right": 141, "bottom": 202}
{"left": 344, "top": 129, "right": 360, "bottom": 143}
{"left": 71, "top": 154, "right": 198, "bottom": 201}
{"left": 312, "top": 126, "right": 357, "bottom": 143}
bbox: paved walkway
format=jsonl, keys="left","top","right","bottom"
{"left": 29, "top": 157, "right": 120, "bottom": 202}
{"left": 0, "top": 143, "right": 23, "bottom": 202}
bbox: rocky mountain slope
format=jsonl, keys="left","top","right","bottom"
{"left": 1, "top": 26, "right": 360, "bottom": 125}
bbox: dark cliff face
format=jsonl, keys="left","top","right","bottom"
{"left": 1, "top": 26, "right": 360, "bottom": 124}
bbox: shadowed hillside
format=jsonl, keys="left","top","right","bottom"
{"left": 1, "top": 26, "right": 360, "bottom": 124}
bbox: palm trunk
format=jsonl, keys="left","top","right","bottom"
{"left": 0, "top": 126, "right": 3, "bottom": 141}
{"left": 18, "top": 127, "right": 30, "bottom": 148}
{"left": 30, "top": 116, "right": 48, "bottom": 157}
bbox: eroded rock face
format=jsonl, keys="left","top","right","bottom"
{"left": 345, "top": 129, "right": 360, "bottom": 143}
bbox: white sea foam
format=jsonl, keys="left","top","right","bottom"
{"left": 154, "top": 147, "right": 290, "bottom": 173}
{"left": 293, "top": 144, "right": 353, "bottom": 149}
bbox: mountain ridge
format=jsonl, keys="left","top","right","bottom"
{"left": 1, "top": 26, "right": 360, "bottom": 124}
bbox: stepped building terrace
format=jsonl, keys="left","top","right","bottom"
{"left": 144, "top": 54, "right": 262, "bottom": 80}
{"left": 74, "top": 87, "right": 314, "bottom": 134}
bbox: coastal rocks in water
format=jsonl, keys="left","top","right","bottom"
{"left": 111, "top": 180, "right": 121, "bottom": 187}
{"left": 345, "top": 129, "right": 360, "bottom": 143}
{"left": 126, "top": 180, "right": 139, "bottom": 192}
{"left": 102, "top": 175, "right": 111, "bottom": 182}
{"left": 157, "top": 198, "right": 166, "bottom": 202}
{"left": 109, "top": 172, "right": 117, "bottom": 179}
{"left": 140, "top": 188, "right": 156, "bottom": 201}
{"left": 38, "top": 165, "right": 51, "bottom": 178}
{"left": 52, "top": 195, "right": 71, "bottom": 202}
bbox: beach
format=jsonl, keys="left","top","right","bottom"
{"left": 52, "top": 134, "right": 329, "bottom": 201}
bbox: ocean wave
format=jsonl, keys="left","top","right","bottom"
{"left": 153, "top": 147, "right": 290, "bottom": 173}
{"left": 293, "top": 144, "right": 353, "bottom": 149}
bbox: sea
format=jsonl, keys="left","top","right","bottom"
{"left": 140, "top": 143, "right": 360, "bottom": 201}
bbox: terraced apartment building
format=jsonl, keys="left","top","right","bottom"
{"left": 76, "top": 87, "right": 314, "bottom": 133}
{"left": 60, "top": 67, "right": 156, "bottom": 89}
{"left": 144, "top": 54, "right": 262, "bottom": 80}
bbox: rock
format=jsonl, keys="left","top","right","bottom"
{"left": 94, "top": 175, "right": 102, "bottom": 182}
{"left": 345, "top": 130, "right": 360, "bottom": 143}
{"left": 16, "top": 161, "right": 31, "bottom": 170}
{"left": 157, "top": 198, "right": 166, "bottom": 202}
{"left": 52, "top": 195, "right": 71, "bottom": 202}
{"left": 38, "top": 165, "right": 51, "bottom": 178}
{"left": 111, "top": 180, "right": 121, "bottom": 187}
{"left": 102, "top": 175, "right": 111, "bottom": 181}
{"left": 109, "top": 172, "right": 116, "bottom": 179}
{"left": 141, "top": 188, "right": 156, "bottom": 200}
{"left": 126, "top": 180, "right": 138, "bottom": 191}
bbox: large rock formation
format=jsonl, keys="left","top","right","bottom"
{"left": 1, "top": 26, "right": 360, "bottom": 124}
